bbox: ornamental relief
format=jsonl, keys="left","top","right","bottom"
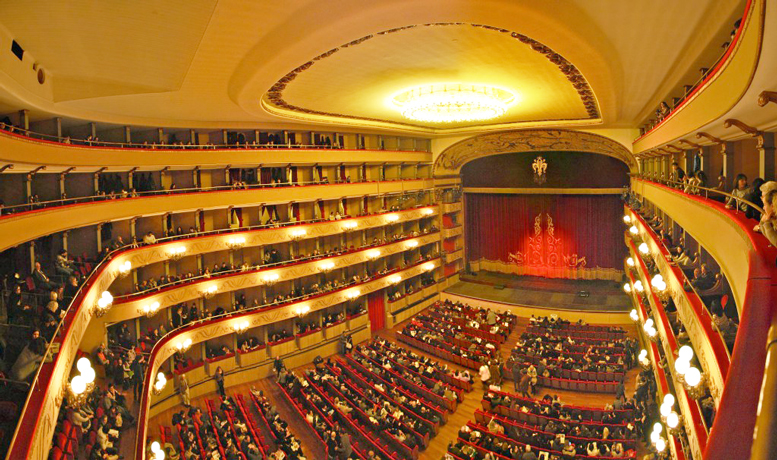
{"left": 433, "top": 129, "right": 636, "bottom": 176}
{"left": 109, "top": 233, "right": 439, "bottom": 320}
{"left": 122, "top": 206, "right": 434, "bottom": 272}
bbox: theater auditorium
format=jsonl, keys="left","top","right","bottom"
{"left": 0, "top": 1, "right": 773, "bottom": 460}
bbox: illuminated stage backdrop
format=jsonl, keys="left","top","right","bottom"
{"left": 465, "top": 193, "right": 625, "bottom": 281}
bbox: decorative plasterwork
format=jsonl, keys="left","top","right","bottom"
{"left": 263, "top": 23, "right": 600, "bottom": 131}
{"left": 433, "top": 128, "right": 636, "bottom": 176}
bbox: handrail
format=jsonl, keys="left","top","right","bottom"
{"left": 633, "top": 174, "right": 764, "bottom": 216}
{"left": 751, "top": 313, "right": 777, "bottom": 460}
{"left": 634, "top": 0, "right": 753, "bottom": 141}
{"left": 0, "top": 177, "right": 433, "bottom": 217}
{"left": 114, "top": 231, "right": 438, "bottom": 301}
{"left": 132, "top": 257, "right": 440, "bottom": 459}
{"left": 0, "top": 120, "right": 429, "bottom": 152}
{"left": 2, "top": 203, "right": 439, "bottom": 460}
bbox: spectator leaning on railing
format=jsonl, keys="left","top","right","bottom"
{"left": 754, "top": 189, "right": 777, "bottom": 247}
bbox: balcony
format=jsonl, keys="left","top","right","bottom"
{"left": 630, "top": 176, "right": 777, "bottom": 459}
{"left": 442, "top": 225, "right": 463, "bottom": 239}
{"left": 0, "top": 178, "right": 435, "bottom": 252}
{"left": 632, "top": 0, "right": 763, "bottom": 154}
{"left": 442, "top": 202, "right": 463, "bottom": 214}
{"left": 445, "top": 248, "right": 464, "bottom": 263}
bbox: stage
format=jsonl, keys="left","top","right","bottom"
{"left": 446, "top": 271, "right": 631, "bottom": 312}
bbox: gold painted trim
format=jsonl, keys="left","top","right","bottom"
{"left": 463, "top": 187, "right": 623, "bottom": 195}
{"left": 262, "top": 23, "right": 600, "bottom": 134}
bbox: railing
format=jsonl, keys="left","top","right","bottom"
{"left": 2, "top": 203, "right": 440, "bottom": 460}
{"left": 752, "top": 313, "right": 777, "bottom": 460}
{"left": 630, "top": 175, "right": 777, "bottom": 460}
{"left": 132, "top": 257, "right": 441, "bottom": 460}
{"left": 0, "top": 120, "right": 429, "bottom": 152}
{"left": 634, "top": 0, "right": 753, "bottom": 141}
{"left": 0, "top": 178, "right": 433, "bottom": 217}
{"left": 633, "top": 173, "right": 764, "bottom": 216}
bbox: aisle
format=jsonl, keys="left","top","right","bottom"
{"left": 147, "top": 307, "right": 642, "bottom": 460}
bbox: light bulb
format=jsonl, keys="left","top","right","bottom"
{"left": 639, "top": 243, "right": 649, "bottom": 254}
{"left": 685, "top": 367, "right": 702, "bottom": 387}
{"left": 81, "top": 366, "right": 96, "bottom": 384}
{"left": 101, "top": 291, "right": 113, "bottom": 302}
{"left": 660, "top": 403, "right": 672, "bottom": 417}
{"left": 645, "top": 318, "right": 654, "bottom": 328}
{"left": 650, "top": 430, "right": 660, "bottom": 443}
{"left": 624, "top": 283, "right": 632, "bottom": 293}
{"left": 678, "top": 345, "right": 694, "bottom": 361}
{"left": 674, "top": 358, "right": 690, "bottom": 375}
{"left": 656, "top": 437, "right": 666, "bottom": 452}
{"left": 623, "top": 215, "right": 632, "bottom": 223}
{"left": 627, "top": 257, "right": 635, "bottom": 267}
{"left": 629, "top": 309, "right": 638, "bottom": 321}
{"left": 639, "top": 349, "right": 648, "bottom": 359}
{"left": 653, "top": 422, "right": 663, "bottom": 433}
{"left": 151, "top": 441, "right": 162, "bottom": 453}
{"left": 666, "top": 412, "right": 679, "bottom": 428}
{"left": 71, "top": 375, "right": 86, "bottom": 395}
{"left": 629, "top": 225, "right": 638, "bottom": 235}
{"left": 663, "top": 394, "right": 675, "bottom": 407}
{"left": 76, "top": 357, "right": 92, "bottom": 373}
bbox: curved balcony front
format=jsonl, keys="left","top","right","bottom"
{"left": 0, "top": 178, "right": 435, "bottom": 252}
{"left": 630, "top": 177, "right": 777, "bottom": 460}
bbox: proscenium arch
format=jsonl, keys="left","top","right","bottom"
{"left": 433, "top": 129, "right": 636, "bottom": 177}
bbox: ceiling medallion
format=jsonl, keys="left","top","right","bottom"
{"left": 392, "top": 84, "right": 516, "bottom": 123}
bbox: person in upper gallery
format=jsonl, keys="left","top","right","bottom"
{"left": 670, "top": 162, "right": 686, "bottom": 183}
{"left": 754, "top": 189, "right": 777, "bottom": 247}
{"left": 214, "top": 366, "right": 226, "bottom": 398}
{"left": 143, "top": 230, "right": 157, "bottom": 245}
{"left": 725, "top": 174, "right": 750, "bottom": 212}
{"left": 32, "top": 261, "right": 60, "bottom": 291}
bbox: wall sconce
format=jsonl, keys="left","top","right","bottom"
{"left": 262, "top": 273, "right": 280, "bottom": 286}
{"left": 629, "top": 225, "right": 638, "bottom": 235}
{"left": 167, "top": 246, "right": 186, "bottom": 260}
{"left": 623, "top": 215, "right": 632, "bottom": 224}
{"left": 289, "top": 228, "right": 307, "bottom": 241}
{"left": 639, "top": 242, "right": 649, "bottom": 254}
{"left": 422, "top": 262, "right": 435, "bottom": 271}
{"left": 150, "top": 441, "right": 166, "bottom": 460}
{"left": 227, "top": 236, "right": 246, "bottom": 250}
{"left": 94, "top": 291, "right": 113, "bottom": 317}
{"left": 319, "top": 261, "right": 336, "bottom": 273}
{"left": 643, "top": 318, "right": 657, "bottom": 340}
{"left": 342, "top": 220, "right": 358, "bottom": 232}
{"left": 651, "top": 274, "right": 667, "bottom": 291}
{"left": 406, "top": 240, "right": 418, "bottom": 249}
{"left": 293, "top": 304, "right": 310, "bottom": 317}
{"left": 175, "top": 338, "right": 193, "bottom": 353}
{"left": 633, "top": 280, "right": 644, "bottom": 293}
{"left": 68, "top": 357, "right": 96, "bottom": 408}
{"left": 202, "top": 285, "right": 217, "bottom": 299}
{"left": 346, "top": 290, "right": 361, "bottom": 300}
{"left": 116, "top": 260, "right": 132, "bottom": 278}
{"left": 623, "top": 283, "right": 632, "bottom": 293}
{"left": 367, "top": 249, "right": 381, "bottom": 260}
{"left": 629, "top": 309, "right": 639, "bottom": 322}
{"left": 626, "top": 257, "right": 635, "bottom": 267}
{"left": 139, "top": 301, "right": 161, "bottom": 318}
{"left": 389, "top": 275, "right": 402, "bottom": 285}
{"left": 638, "top": 349, "right": 651, "bottom": 370}
{"left": 422, "top": 207, "right": 435, "bottom": 216}
{"left": 650, "top": 423, "right": 667, "bottom": 454}
{"left": 233, "top": 320, "right": 250, "bottom": 334}
{"left": 152, "top": 371, "right": 167, "bottom": 395}
{"left": 660, "top": 394, "right": 683, "bottom": 435}
{"left": 385, "top": 214, "right": 399, "bottom": 223}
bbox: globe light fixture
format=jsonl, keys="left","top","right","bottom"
{"left": 95, "top": 291, "right": 113, "bottom": 317}
{"left": 152, "top": 371, "right": 168, "bottom": 395}
{"left": 176, "top": 338, "right": 193, "bottom": 353}
{"left": 626, "top": 257, "right": 635, "bottom": 267}
{"left": 385, "top": 214, "right": 399, "bottom": 223}
{"left": 678, "top": 345, "right": 694, "bottom": 361}
{"left": 406, "top": 240, "right": 419, "bottom": 249}
{"left": 167, "top": 246, "right": 186, "bottom": 260}
{"left": 293, "top": 304, "right": 311, "bottom": 317}
{"left": 629, "top": 309, "right": 639, "bottom": 321}
{"left": 629, "top": 225, "right": 639, "bottom": 235}
{"left": 227, "top": 236, "right": 246, "bottom": 250}
{"left": 117, "top": 260, "right": 132, "bottom": 278}
{"left": 422, "top": 207, "right": 435, "bottom": 216}
{"left": 623, "top": 215, "right": 632, "bottom": 224}
{"left": 623, "top": 283, "right": 632, "bottom": 293}
{"left": 639, "top": 242, "right": 649, "bottom": 254}
{"left": 262, "top": 273, "right": 280, "bottom": 286}
{"left": 342, "top": 220, "right": 358, "bottom": 232}
{"left": 392, "top": 84, "right": 516, "bottom": 123}
{"left": 139, "top": 301, "right": 161, "bottom": 318}
{"left": 319, "top": 261, "right": 336, "bottom": 273}
{"left": 389, "top": 275, "right": 402, "bottom": 284}
{"left": 423, "top": 262, "right": 435, "bottom": 271}
{"left": 233, "top": 320, "right": 250, "bottom": 334}
{"left": 346, "top": 289, "right": 361, "bottom": 300}
{"left": 289, "top": 228, "right": 307, "bottom": 241}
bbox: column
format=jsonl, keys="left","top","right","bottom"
{"left": 124, "top": 126, "right": 132, "bottom": 143}
{"left": 757, "top": 132, "right": 775, "bottom": 179}
{"left": 157, "top": 128, "right": 164, "bottom": 144}
{"left": 721, "top": 142, "right": 736, "bottom": 189}
{"left": 55, "top": 117, "right": 62, "bottom": 139}
{"left": 90, "top": 122, "right": 97, "bottom": 140}
{"left": 19, "top": 110, "right": 29, "bottom": 131}
{"left": 683, "top": 150, "right": 694, "bottom": 176}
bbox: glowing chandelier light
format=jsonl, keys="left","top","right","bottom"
{"left": 392, "top": 84, "right": 516, "bottom": 123}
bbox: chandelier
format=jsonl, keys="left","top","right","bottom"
{"left": 392, "top": 84, "right": 516, "bottom": 123}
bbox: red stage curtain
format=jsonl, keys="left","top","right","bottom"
{"left": 465, "top": 194, "right": 625, "bottom": 277}
{"left": 367, "top": 291, "right": 385, "bottom": 332}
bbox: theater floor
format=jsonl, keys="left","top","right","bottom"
{"left": 144, "top": 307, "right": 641, "bottom": 460}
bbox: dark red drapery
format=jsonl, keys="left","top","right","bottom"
{"left": 465, "top": 194, "right": 625, "bottom": 277}
{"left": 367, "top": 291, "right": 385, "bottom": 332}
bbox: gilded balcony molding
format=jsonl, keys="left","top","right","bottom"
{"left": 133, "top": 259, "right": 441, "bottom": 459}
{"left": 109, "top": 205, "right": 438, "bottom": 284}
{"left": 445, "top": 248, "right": 465, "bottom": 263}
{"left": 0, "top": 179, "right": 435, "bottom": 252}
{"left": 102, "top": 232, "right": 441, "bottom": 324}
{"left": 442, "top": 202, "right": 463, "bottom": 214}
{"left": 633, "top": 0, "right": 764, "bottom": 154}
{"left": 627, "top": 241, "right": 707, "bottom": 459}
{"left": 0, "top": 129, "right": 431, "bottom": 170}
{"left": 442, "top": 225, "right": 464, "bottom": 239}
{"left": 626, "top": 208, "right": 729, "bottom": 401}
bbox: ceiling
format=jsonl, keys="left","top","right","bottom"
{"left": 0, "top": 0, "right": 744, "bottom": 137}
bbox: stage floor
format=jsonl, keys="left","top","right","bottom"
{"left": 447, "top": 271, "right": 631, "bottom": 312}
